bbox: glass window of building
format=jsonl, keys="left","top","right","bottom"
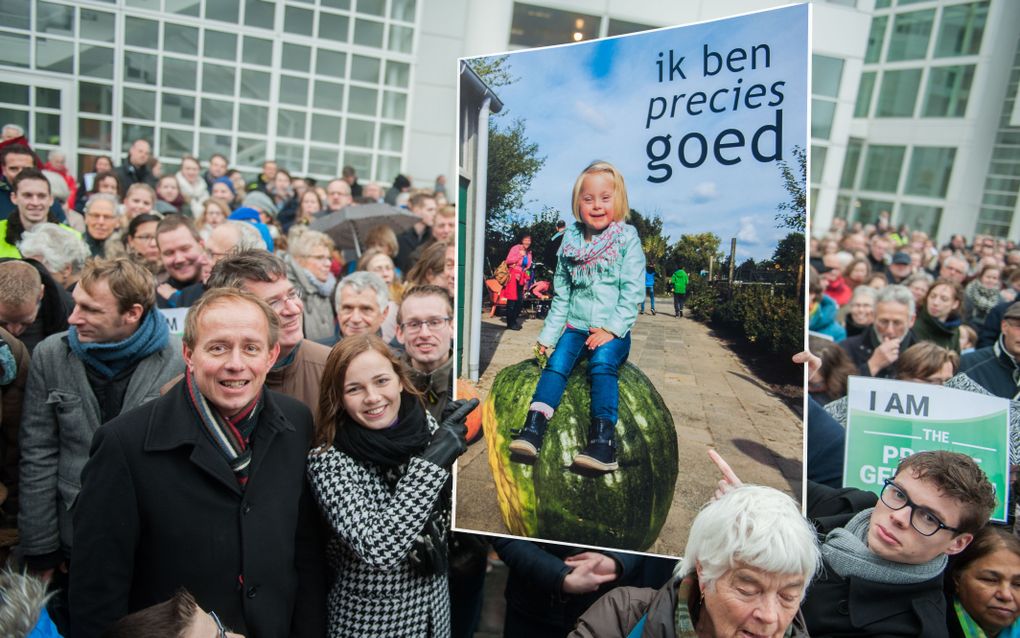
{"left": 876, "top": 69, "right": 922, "bottom": 117}
{"left": 865, "top": 16, "right": 888, "bottom": 64}
{"left": 853, "top": 197, "right": 895, "bottom": 225}
{"left": 812, "top": 55, "right": 843, "bottom": 98}
{"left": 0, "top": 0, "right": 416, "bottom": 183}
{"left": 811, "top": 99, "right": 836, "bottom": 140}
{"left": 860, "top": 144, "right": 906, "bottom": 193}
{"left": 840, "top": 138, "right": 864, "bottom": 189}
{"left": 885, "top": 9, "right": 934, "bottom": 62}
{"left": 855, "top": 71, "right": 876, "bottom": 117}
{"left": 81, "top": 9, "right": 115, "bottom": 42}
{"left": 607, "top": 19, "right": 658, "bottom": 37}
{"left": 510, "top": 2, "right": 600, "bottom": 47}
{"left": 164, "top": 23, "right": 199, "bottom": 55}
{"left": 1, "top": 1, "right": 31, "bottom": 30}
{"left": 935, "top": 1, "right": 988, "bottom": 58}
{"left": 244, "top": 0, "right": 275, "bottom": 29}
{"left": 390, "top": 0, "right": 415, "bottom": 22}
{"left": 905, "top": 146, "right": 955, "bottom": 197}
{"left": 811, "top": 145, "right": 827, "bottom": 184}
{"left": 80, "top": 44, "right": 114, "bottom": 79}
{"left": 898, "top": 203, "right": 942, "bottom": 237}
{"left": 923, "top": 65, "right": 975, "bottom": 117}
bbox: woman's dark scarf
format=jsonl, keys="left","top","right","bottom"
{"left": 334, "top": 393, "right": 450, "bottom": 576}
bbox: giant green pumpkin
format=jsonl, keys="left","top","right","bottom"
{"left": 482, "top": 359, "right": 678, "bottom": 551}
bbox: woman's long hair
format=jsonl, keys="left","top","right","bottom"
{"left": 313, "top": 333, "right": 423, "bottom": 450}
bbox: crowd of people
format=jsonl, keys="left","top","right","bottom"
{"left": 0, "top": 134, "right": 476, "bottom": 637}
{"left": 801, "top": 217, "right": 1020, "bottom": 637}
{"left": 2, "top": 123, "right": 1020, "bottom": 638}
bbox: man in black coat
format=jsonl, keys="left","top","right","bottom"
{"left": 959, "top": 301, "right": 1020, "bottom": 400}
{"left": 113, "top": 139, "right": 157, "bottom": 195}
{"left": 839, "top": 284, "right": 918, "bottom": 378}
{"left": 69, "top": 288, "right": 326, "bottom": 638}
{"left": 801, "top": 451, "right": 995, "bottom": 638}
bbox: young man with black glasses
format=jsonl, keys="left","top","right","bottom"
{"left": 396, "top": 284, "right": 454, "bottom": 421}
{"left": 801, "top": 450, "right": 996, "bottom": 637}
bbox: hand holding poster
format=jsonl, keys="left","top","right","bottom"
{"left": 844, "top": 376, "right": 1010, "bottom": 521}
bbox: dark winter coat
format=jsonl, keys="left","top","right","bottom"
{"left": 960, "top": 341, "right": 1020, "bottom": 400}
{"left": 68, "top": 381, "right": 327, "bottom": 638}
{"left": 912, "top": 307, "right": 961, "bottom": 352}
{"left": 802, "top": 481, "right": 949, "bottom": 638}
{"left": 839, "top": 327, "right": 918, "bottom": 378}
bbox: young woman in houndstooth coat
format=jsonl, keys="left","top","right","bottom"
{"left": 307, "top": 334, "right": 477, "bottom": 637}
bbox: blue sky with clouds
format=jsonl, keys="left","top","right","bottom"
{"left": 477, "top": 4, "right": 808, "bottom": 261}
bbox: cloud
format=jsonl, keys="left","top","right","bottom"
{"left": 736, "top": 216, "right": 760, "bottom": 245}
{"left": 691, "top": 181, "right": 719, "bottom": 204}
{"left": 574, "top": 100, "right": 611, "bottom": 133}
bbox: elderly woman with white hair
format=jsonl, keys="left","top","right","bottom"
{"left": 284, "top": 227, "right": 338, "bottom": 342}
{"left": 17, "top": 222, "right": 91, "bottom": 291}
{"left": 570, "top": 472, "right": 820, "bottom": 637}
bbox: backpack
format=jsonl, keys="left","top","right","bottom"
{"left": 493, "top": 260, "right": 510, "bottom": 286}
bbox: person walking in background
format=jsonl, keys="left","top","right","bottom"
{"left": 670, "top": 265, "right": 688, "bottom": 318}
{"left": 503, "top": 234, "right": 533, "bottom": 332}
{"left": 639, "top": 262, "right": 656, "bottom": 315}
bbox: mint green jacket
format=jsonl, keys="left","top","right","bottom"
{"left": 538, "top": 223, "right": 645, "bottom": 347}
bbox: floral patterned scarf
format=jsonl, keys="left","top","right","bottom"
{"left": 559, "top": 221, "right": 627, "bottom": 286}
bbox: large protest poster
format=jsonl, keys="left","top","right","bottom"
{"left": 456, "top": 4, "right": 808, "bottom": 556}
{"left": 844, "top": 376, "right": 1010, "bottom": 522}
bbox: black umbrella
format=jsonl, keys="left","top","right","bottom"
{"left": 308, "top": 203, "right": 418, "bottom": 256}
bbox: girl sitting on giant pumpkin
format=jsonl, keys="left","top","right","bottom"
{"left": 509, "top": 160, "right": 645, "bottom": 473}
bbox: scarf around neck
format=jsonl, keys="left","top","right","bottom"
{"left": 558, "top": 221, "right": 627, "bottom": 285}
{"left": 68, "top": 307, "right": 169, "bottom": 379}
{"left": 822, "top": 508, "right": 947, "bottom": 584}
{"left": 335, "top": 392, "right": 430, "bottom": 467}
{"left": 333, "top": 394, "right": 450, "bottom": 576}
{"left": 954, "top": 596, "right": 1020, "bottom": 638}
{"left": 301, "top": 266, "right": 336, "bottom": 298}
{"left": 184, "top": 367, "right": 264, "bottom": 488}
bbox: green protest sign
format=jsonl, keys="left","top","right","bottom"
{"left": 844, "top": 376, "right": 1010, "bottom": 522}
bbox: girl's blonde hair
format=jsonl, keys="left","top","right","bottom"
{"left": 570, "top": 160, "right": 629, "bottom": 224}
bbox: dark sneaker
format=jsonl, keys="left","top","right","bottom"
{"left": 509, "top": 410, "right": 549, "bottom": 459}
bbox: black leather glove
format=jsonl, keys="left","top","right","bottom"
{"left": 420, "top": 398, "right": 479, "bottom": 468}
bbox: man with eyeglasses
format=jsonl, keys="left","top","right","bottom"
{"left": 82, "top": 193, "right": 118, "bottom": 258}
{"left": 397, "top": 284, "right": 454, "bottom": 420}
{"left": 205, "top": 249, "right": 331, "bottom": 408}
{"left": 839, "top": 284, "right": 919, "bottom": 379}
{"left": 802, "top": 450, "right": 996, "bottom": 637}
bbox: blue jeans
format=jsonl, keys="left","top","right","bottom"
{"left": 640, "top": 287, "right": 655, "bottom": 313}
{"left": 531, "top": 327, "right": 631, "bottom": 423}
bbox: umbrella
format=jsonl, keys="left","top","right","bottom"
{"left": 308, "top": 203, "right": 418, "bottom": 256}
